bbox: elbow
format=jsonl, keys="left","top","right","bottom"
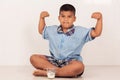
{"left": 94, "top": 32, "right": 102, "bottom": 37}
{"left": 38, "top": 30, "right": 42, "bottom": 34}
{"left": 91, "top": 30, "right": 102, "bottom": 37}
{"left": 39, "top": 32, "right": 42, "bottom": 34}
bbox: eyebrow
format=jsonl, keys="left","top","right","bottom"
{"left": 60, "top": 14, "right": 74, "bottom": 16}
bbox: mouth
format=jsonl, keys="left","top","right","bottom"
{"left": 63, "top": 22, "right": 69, "bottom": 24}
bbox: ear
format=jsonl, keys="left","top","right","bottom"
{"left": 58, "top": 16, "right": 60, "bottom": 21}
{"left": 74, "top": 16, "right": 76, "bottom": 22}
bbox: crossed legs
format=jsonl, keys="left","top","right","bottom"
{"left": 30, "top": 54, "right": 84, "bottom": 77}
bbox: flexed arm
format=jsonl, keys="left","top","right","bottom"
{"left": 38, "top": 11, "right": 49, "bottom": 34}
{"left": 90, "top": 12, "right": 103, "bottom": 37}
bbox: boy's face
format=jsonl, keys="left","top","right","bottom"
{"left": 58, "top": 11, "right": 76, "bottom": 30}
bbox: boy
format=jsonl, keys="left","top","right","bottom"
{"left": 30, "top": 4, "right": 102, "bottom": 77}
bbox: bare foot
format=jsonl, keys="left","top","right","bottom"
{"left": 33, "top": 69, "right": 47, "bottom": 76}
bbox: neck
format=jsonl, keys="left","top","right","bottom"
{"left": 63, "top": 28, "right": 68, "bottom": 33}
{"left": 60, "top": 25, "right": 74, "bottom": 33}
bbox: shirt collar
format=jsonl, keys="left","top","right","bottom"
{"left": 57, "top": 25, "right": 75, "bottom": 36}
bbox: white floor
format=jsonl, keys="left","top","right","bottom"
{"left": 0, "top": 65, "right": 120, "bottom": 80}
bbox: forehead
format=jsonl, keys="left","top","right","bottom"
{"left": 59, "top": 11, "right": 75, "bottom": 15}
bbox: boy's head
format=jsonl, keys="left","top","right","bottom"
{"left": 59, "top": 4, "right": 76, "bottom": 15}
{"left": 58, "top": 4, "right": 76, "bottom": 31}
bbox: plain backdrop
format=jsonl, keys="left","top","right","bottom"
{"left": 0, "top": 0, "right": 120, "bottom": 66}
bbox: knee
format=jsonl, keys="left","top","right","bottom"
{"left": 72, "top": 62, "right": 84, "bottom": 75}
{"left": 30, "top": 54, "right": 38, "bottom": 64}
{"left": 74, "top": 65, "right": 84, "bottom": 74}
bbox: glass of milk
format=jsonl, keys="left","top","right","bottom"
{"left": 46, "top": 68, "right": 56, "bottom": 79}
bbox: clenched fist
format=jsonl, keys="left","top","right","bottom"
{"left": 91, "top": 12, "right": 102, "bottom": 20}
{"left": 40, "top": 11, "right": 49, "bottom": 19}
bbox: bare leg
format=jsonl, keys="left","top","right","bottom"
{"left": 33, "top": 69, "right": 46, "bottom": 76}
{"left": 30, "top": 54, "right": 59, "bottom": 76}
{"left": 56, "top": 60, "right": 84, "bottom": 77}
{"left": 30, "top": 54, "right": 84, "bottom": 77}
{"left": 32, "top": 60, "right": 84, "bottom": 77}
{"left": 30, "top": 54, "right": 58, "bottom": 69}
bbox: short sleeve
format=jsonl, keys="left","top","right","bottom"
{"left": 85, "top": 27, "right": 95, "bottom": 42}
{"left": 42, "top": 26, "right": 49, "bottom": 40}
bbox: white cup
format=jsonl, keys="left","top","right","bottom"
{"left": 46, "top": 68, "right": 56, "bottom": 79}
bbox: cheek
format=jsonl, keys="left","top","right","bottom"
{"left": 70, "top": 20, "right": 75, "bottom": 23}
{"left": 60, "top": 20, "right": 63, "bottom": 23}
{"left": 59, "top": 19, "right": 62, "bottom": 23}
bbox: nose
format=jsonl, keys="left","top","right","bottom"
{"left": 64, "top": 17, "right": 68, "bottom": 21}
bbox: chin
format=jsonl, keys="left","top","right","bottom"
{"left": 63, "top": 26, "right": 70, "bottom": 29}
{"left": 62, "top": 25, "right": 71, "bottom": 28}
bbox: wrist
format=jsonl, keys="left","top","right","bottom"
{"left": 40, "top": 16, "right": 45, "bottom": 19}
{"left": 97, "top": 17, "right": 102, "bottom": 21}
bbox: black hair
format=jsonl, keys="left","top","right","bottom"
{"left": 59, "top": 4, "right": 76, "bottom": 15}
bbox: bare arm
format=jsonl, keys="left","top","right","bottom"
{"left": 38, "top": 11, "right": 49, "bottom": 34}
{"left": 90, "top": 12, "right": 103, "bottom": 37}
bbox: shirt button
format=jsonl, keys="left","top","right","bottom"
{"left": 58, "top": 60, "right": 62, "bottom": 63}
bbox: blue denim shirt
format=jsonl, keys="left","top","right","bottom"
{"left": 42, "top": 25, "right": 94, "bottom": 61}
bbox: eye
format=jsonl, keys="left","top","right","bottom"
{"left": 61, "top": 15, "right": 65, "bottom": 18}
{"left": 68, "top": 16, "right": 72, "bottom": 18}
